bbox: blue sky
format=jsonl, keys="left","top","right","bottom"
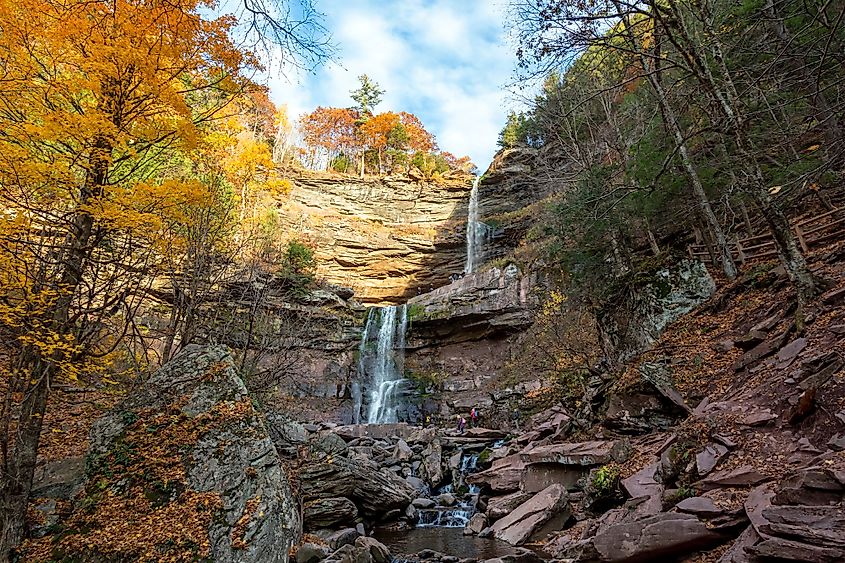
{"left": 267, "top": 0, "right": 519, "bottom": 170}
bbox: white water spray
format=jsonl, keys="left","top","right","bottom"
{"left": 464, "top": 177, "right": 489, "bottom": 274}
{"left": 361, "top": 305, "right": 408, "bottom": 424}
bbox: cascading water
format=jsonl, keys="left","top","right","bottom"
{"left": 464, "top": 176, "right": 489, "bottom": 274}
{"left": 417, "top": 450, "right": 481, "bottom": 528}
{"left": 359, "top": 304, "right": 409, "bottom": 424}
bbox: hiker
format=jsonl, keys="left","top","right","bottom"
{"left": 457, "top": 416, "right": 466, "bottom": 433}
{"left": 470, "top": 407, "right": 479, "bottom": 427}
{"left": 512, "top": 408, "right": 521, "bottom": 432}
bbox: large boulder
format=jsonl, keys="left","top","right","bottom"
{"left": 483, "top": 484, "right": 570, "bottom": 545}
{"left": 467, "top": 454, "right": 526, "bottom": 493}
{"left": 55, "top": 346, "right": 300, "bottom": 562}
{"left": 486, "top": 491, "right": 534, "bottom": 520}
{"left": 589, "top": 512, "right": 725, "bottom": 561}
{"left": 597, "top": 259, "right": 716, "bottom": 364}
{"left": 299, "top": 455, "right": 415, "bottom": 516}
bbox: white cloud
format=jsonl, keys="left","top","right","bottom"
{"left": 266, "top": 0, "right": 522, "bottom": 169}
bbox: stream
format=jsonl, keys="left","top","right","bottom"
{"left": 373, "top": 527, "right": 525, "bottom": 561}
{"left": 374, "top": 446, "right": 533, "bottom": 561}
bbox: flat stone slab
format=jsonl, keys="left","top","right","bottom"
{"left": 590, "top": 512, "right": 724, "bottom": 561}
{"left": 519, "top": 441, "right": 617, "bottom": 466}
{"left": 676, "top": 496, "right": 724, "bottom": 518}
{"left": 485, "top": 484, "right": 569, "bottom": 545}
{"left": 699, "top": 465, "right": 769, "bottom": 489}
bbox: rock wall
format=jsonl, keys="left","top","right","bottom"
{"left": 277, "top": 171, "right": 473, "bottom": 304}
{"left": 596, "top": 259, "right": 717, "bottom": 365}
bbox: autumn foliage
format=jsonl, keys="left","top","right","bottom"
{"left": 0, "top": 0, "right": 299, "bottom": 554}
{"left": 298, "top": 107, "right": 468, "bottom": 176}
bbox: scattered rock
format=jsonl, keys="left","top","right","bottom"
{"left": 733, "top": 331, "right": 790, "bottom": 371}
{"left": 776, "top": 337, "right": 807, "bottom": 367}
{"left": 696, "top": 443, "right": 730, "bottom": 476}
{"left": 828, "top": 434, "right": 845, "bottom": 451}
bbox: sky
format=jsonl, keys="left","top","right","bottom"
{"left": 266, "top": 0, "right": 519, "bottom": 171}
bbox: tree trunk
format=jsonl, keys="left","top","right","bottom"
{"left": 648, "top": 54, "right": 737, "bottom": 279}
{"left": 666, "top": 0, "right": 818, "bottom": 302}
{"left": 0, "top": 134, "right": 110, "bottom": 558}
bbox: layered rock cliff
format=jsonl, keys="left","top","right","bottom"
{"left": 276, "top": 171, "right": 474, "bottom": 304}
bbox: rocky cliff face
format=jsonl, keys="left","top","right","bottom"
{"left": 477, "top": 147, "right": 548, "bottom": 262}
{"left": 277, "top": 172, "right": 474, "bottom": 304}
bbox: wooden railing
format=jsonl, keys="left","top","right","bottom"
{"left": 688, "top": 207, "right": 845, "bottom": 266}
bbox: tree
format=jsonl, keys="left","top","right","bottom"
{"left": 350, "top": 74, "right": 385, "bottom": 115}
{"left": 0, "top": 0, "right": 267, "bottom": 553}
{"left": 298, "top": 106, "right": 361, "bottom": 168}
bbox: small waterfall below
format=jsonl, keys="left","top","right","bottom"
{"left": 464, "top": 176, "right": 489, "bottom": 274}
{"left": 358, "top": 304, "right": 409, "bottom": 424}
{"left": 417, "top": 450, "right": 481, "bottom": 528}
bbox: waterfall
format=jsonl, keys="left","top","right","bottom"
{"left": 417, "top": 450, "right": 481, "bottom": 528}
{"left": 351, "top": 309, "right": 374, "bottom": 424}
{"left": 360, "top": 304, "right": 408, "bottom": 424}
{"left": 464, "top": 176, "right": 489, "bottom": 274}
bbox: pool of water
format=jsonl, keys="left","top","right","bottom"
{"left": 373, "top": 527, "right": 523, "bottom": 560}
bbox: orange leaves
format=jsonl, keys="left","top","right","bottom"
{"left": 359, "top": 111, "right": 401, "bottom": 150}
{"left": 299, "top": 106, "right": 361, "bottom": 155}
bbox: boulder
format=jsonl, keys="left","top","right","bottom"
{"left": 520, "top": 463, "right": 587, "bottom": 493}
{"left": 296, "top": 542, "right": 331, "bottom": 563}
{"left": 749, "top": 538, "right": 844, "bottom": 562}
{"left": 266, "top": 413, "right": 308, "bottom": 456}
{"left": 355, "top": 537, "right": 391, "bottom": 563}
{"left": 312, "top": 432, "right": 348, "bottom": 455}
{"left": 304, "top": 497, "right": 359, "bottom": 530}
{"left": 394, "top": 439, "right": 413, "bottom": 461}
{"left": 412, "top": 497, "right": 435, "bottom": 509}
{"left": 467, "top": 454, "right": 526, "bottom": 493}
{"left": 31, "top": 456, "right": 85, "bottom": 500}
{"left": 81, "top": 346, "right": 300, "bottom": 563}
{"left": 520, "top": 441, "right": 625, "bottom": 466}
{"left": 316, "top": 528, "right": 360, "bottom": 550}
{"left": 464, "top": 513, "right": 488, "bottom": 535}
{"left": 759, "top": 505, "right": 845, "bottom": 548}
{"left": 590, "top": 512, "right": 724, "bottom": 561}
{"left": 484, "top": 484, "right": 569, "bottom": 545}
{"left": 437, "top": 493, "right": 457, "bottom": 506}
{"left": 486, "top": 491, "right": 533, "bottom": 520}
{"left": 421, "top": 438, "right": 444, "bottom": 488}
{"left": 300, "top": 454, "right": 415, "bottom": 516}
